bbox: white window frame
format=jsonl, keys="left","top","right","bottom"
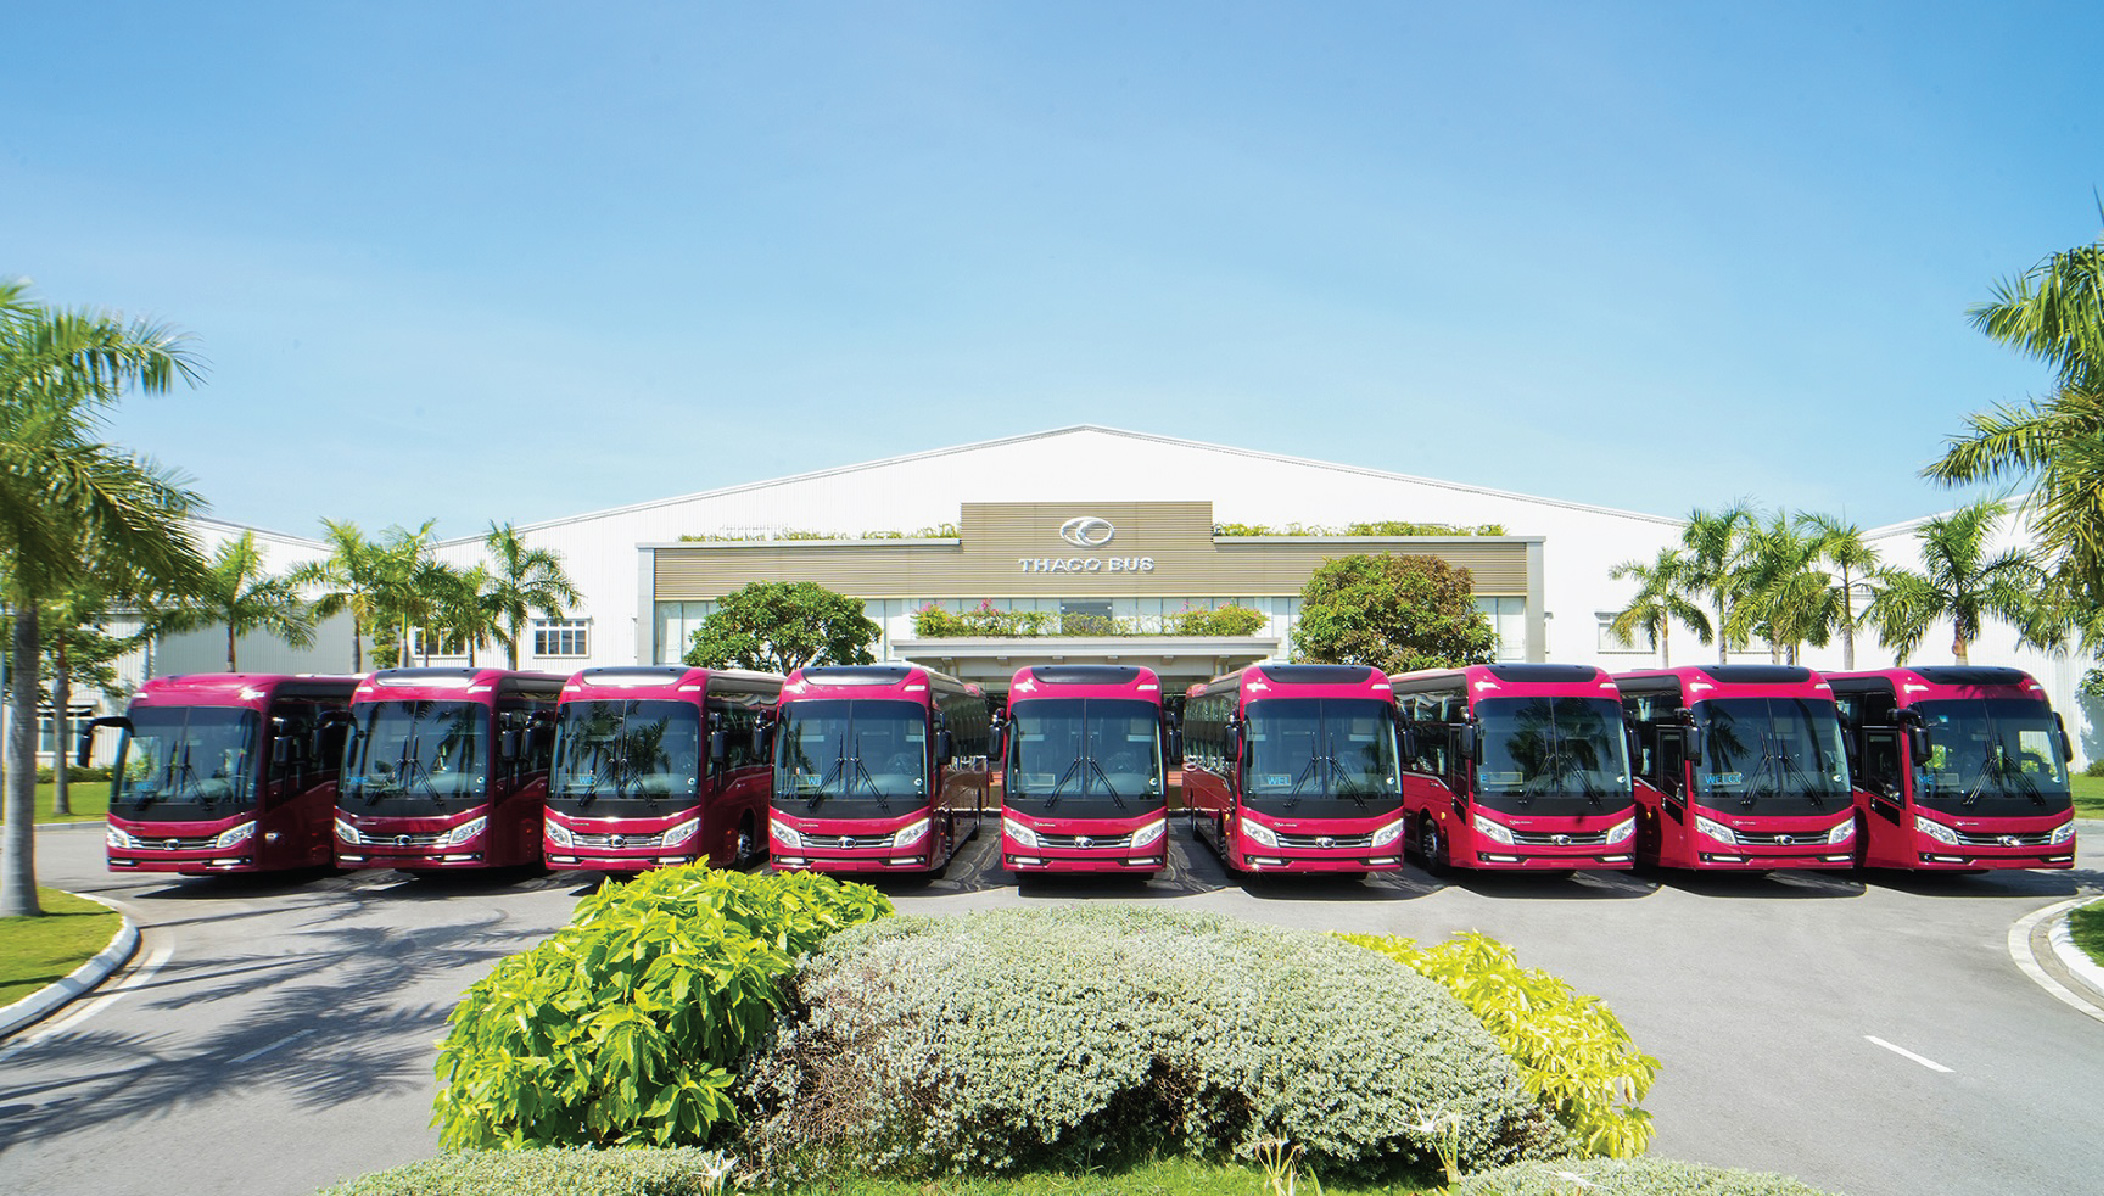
{"left": 534, "top": 618, "right": 591, "bottom": 659}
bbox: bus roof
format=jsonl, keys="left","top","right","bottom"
{"left": 560, "top": 665, "right": 783, "bottom": 702}
{"left": 1391, "top": 663, "right": 1618, "bottom": 702}
{"left": 356, "top": 667, "right": 569, "bottom": 702}
{"left": 131, "top": 673, "right": 362, "bottom": 707}
{"left": 781, "top": 662, "right": 971, "bottom": 703}
{"left": 1614, "top": 664, "right": 1832, "bottom": 699}
{"left": 1008, "top": 664, "right": 1162, "bottom": 707}
{"left": 1193, "top": 662, "right": 1394, "bottom": 704}
{"left": 1824, "top": 666, "right": 2047, "bottom": 703}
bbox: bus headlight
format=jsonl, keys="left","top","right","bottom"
{"left": 1606, "top": 817, "right": 1636, "bottom": 844}
{"left": 335, "top": 818, "right": 365, "bottom": 845}
{"left": 1370, "top": 817, "right": 1407, "bottom": 848}
{"left": 1471, "top": 813, "right": 1516, "bottom": 845}
{"left": 1237, "top": 815, "right": 1279, "bottom": 848}
{"left": 661, "top": 819, "right": 699, "bottom": 847}
{"left": 1130, "top": 819, "right": 1167, "bottom": 849}
{"left": 771, "top": 818, "right": 803, "bottom": 849}
{"left": 1913, "top": 815, "right": 1960, "bottom": 845}
{"left": 1694, "top": 815, "right": 1739, "bottom": 845}
{"left": 1002, "top": 816, "right": 1040, "bottom": 848}
{"left": 106, "top": 824, "right": 144, "bottom": 850}
{"left": 1827, "top": 819, "right": 1856, "bottom": 844}
{"left": 544, "top": 817, "right": 574, "bottom": 847}
{"left": 213, "top": 821, "right": 257, "bottom": 850}
{"left": 892, "top": 818, "right": 931, "bottom": 847}
{"left": 433, "top": 816, "right": 486, "bottom": 848}
{"left": 2050, "top": 821, "right": 2076, "bottom": 845}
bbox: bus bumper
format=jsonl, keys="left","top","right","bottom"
{"left": 107, "top": 850, "right": 262, "bottom": 874}
{"left": 1467, "top": 851, "right": 1635, "bottom": 871}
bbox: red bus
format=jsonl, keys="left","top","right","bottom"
{"left": 542, "top": 666, "right": 782, "bottom": 872}
{"left": 89, "top": 674, "right": 360, "bottom": 875}
{"left": 769, "top": 664, "right": 990, "bottom": 875}
{"left": 1617, "top": 666, "right": 1857, "bottom": 871}
{"left": 1827, "top": 666, "right": 2076, "bottom": 871}
{"left": 1182, "top": 664, "right": 1407, "bottom": 874}
{"left": 996, "top": 664, "right": 1169, "bottom": 874}
{"left": 1392, "top": 664, "right": 1637, "bottom": 872}
{"left": 333, "top": 668, "right": 565, "bottom": 871}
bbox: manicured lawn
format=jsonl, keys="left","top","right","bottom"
{"left": 2070, "top": 902, "right": 2104, "bottom": 970}
{"left": 0, "top": 781, "right": 112, "bottom": 825}
{"left": 2072, "top": 775, "right": 2104, "bottom": 819}
{"left": 0, "top": 887, "right": 124, "bottom": 1006}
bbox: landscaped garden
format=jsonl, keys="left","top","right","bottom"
{"left": 0, "top": 887, "right": 123, "bottom": 1006}
{"left": 320, "top": 865, "right": 1838, "bottom": 1195}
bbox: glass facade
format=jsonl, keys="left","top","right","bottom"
{"left": 656, "top": 593, "right": 1528, "bottom": 665}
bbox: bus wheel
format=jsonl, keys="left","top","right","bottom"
{"left": 1418, "top": 819, "right": 1449, "bottom": 875}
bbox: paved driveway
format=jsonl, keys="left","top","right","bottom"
{"left": 3, "top": 818, "right": 2100, "bottom": 1196}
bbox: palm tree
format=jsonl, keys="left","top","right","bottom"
{"left": 1925, "top": 212, "right": 2104, "bottom": 601}
{"left": 1730, "top": 512, "right": 1841, "bottom": 665}
{"left": 480, "top": 523, "right": 580, "bottom": 670}
{"left": 1608, "top": 548, "right": 1710, "bottom": 668}
{"left": 1866, "top": 499, "right": 2040, "bottom": 665}
{"left": 1804, "top": 515, "right": 1880, "bottom": 670}
{"left": 293, "top": 520, "right": 393, "bottom": 672}
{"left": 1679, "top": 503, "right": 1757, "bottom": 665}
{"left": 1, "top": 280, "right": 208, "bottom": 918}
{"left": 157, "top": 531, "right": 317, "bottom": 670}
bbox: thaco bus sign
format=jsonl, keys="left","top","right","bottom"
{"left": 1019, "top": 515, "right": 1156, "bottom": 573}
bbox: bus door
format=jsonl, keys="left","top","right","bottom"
{"left": 1860, "top": 728, "right": 1905, "bottom": 828}
{"left": 262, "top": 697, "right": 327, "bottom": 867}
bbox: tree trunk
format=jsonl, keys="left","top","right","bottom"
{"left": 507, "top": 617, "right": 521, "bottom": 671}
{"left": 1954, "top": 632, "right": 1970, "bottom": 665}
{"left": 1716, "top": 600, "right": 1730, "bottom": 665}
{"left": 2, "top": 604, "right": 45, "bottom": 917}
{"left": 227, "top": 619, "right": 239, "bottom": 671}
{"left": 351, "top": 615, "right": 363, "bottom": 674}
{"left": 1840, "top": 568, "right": 1857, "bottom": 671}
{"left": 1660, "top": 622, "right": 1670, "bottom": 669}
{"left": 53, "top": 642, "right": 72, "bottom": 818}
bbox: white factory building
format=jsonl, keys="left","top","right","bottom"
{"left": 76, "top": 424, "right": 2093, "bottom": 763}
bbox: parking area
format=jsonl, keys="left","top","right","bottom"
{"left": 3, "top": 820, "right": 2101, "bottom": 1196}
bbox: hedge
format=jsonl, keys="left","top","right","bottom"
{"left": 738, "top": 906, "right": 1567, "bottom": 1183}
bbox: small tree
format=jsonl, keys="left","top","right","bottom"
{"left": 157, "top": 530, "right": 317, "bottom": 671}
{"left": 1290, "top": 553, "right": 1497, "bottom": 673}
{"left": 1607, "top": 548, "right": 1710, "bottom": 668}
{"left": 684, "top": 582, "right": 880, "bottom": 674}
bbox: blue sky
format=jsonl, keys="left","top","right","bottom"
{"left": 3, "top": 2, "right": 2098, "bottom": 540}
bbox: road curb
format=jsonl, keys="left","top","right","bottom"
{"left": 0, "top": 892, "right": 139, "bottom": 1040}
{"left": 2008, "top": 896, "right": 2104, "bottom": 1026}
{"left": 2047, "top": 897, "right": 2104, "bottom": 1000}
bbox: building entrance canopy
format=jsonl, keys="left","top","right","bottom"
{"left": 889, "top": 635, "right": 1281, "bottom": 694}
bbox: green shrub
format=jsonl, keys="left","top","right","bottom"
{"left": 433, "top": 866, "right": 892, "bottom": 1150}
{"left": 1167, "top": 605, "right": 1268, "bottom": 637}
{"left": 35, "top": 765, "right": 113, "bottom": 783}
{"left": 739, "top": 907, "right": 1565, "bottom": 1184}
{"left": 316, "top": 1147, "right": 736, "bottom": 1196}
{"left": 1451, "top": 1156, "right": 1838, "bottom": 1195}
{"left": 1333, "top": 932, "right": 1659, "bottom": 1158}
{"left": 2082, "top": 758, "right": 2104, "bottom": 778}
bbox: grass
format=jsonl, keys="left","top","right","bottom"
{"left": 0, "top": 781, "right": 112, "bottom": 825}
{"left": 2072, "top": 775, "right": 2104, "bottom": 819}
{"left": 2070, "top": 903, "right": 2104, "bottom": 970}
{"left": 0, "top": 887, "right": 124, "bottom": 1006}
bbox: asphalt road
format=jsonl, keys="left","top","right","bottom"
{"left": 3, "top": 817, "right": 2100, "bottom": 1196}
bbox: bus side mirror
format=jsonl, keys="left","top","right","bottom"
{"left": 1907, "top": 726, "right": 1931, "bottom": 764}
{"left": 272, "top": 737, "right": 293, "bottom": 766}
{"left": 75, "top": 726, "right": 94, "bottom": 768}
{"left": 750, "top": 726, "right": 767, "bottom": 759}
{"left": 1455, "top": 724, "right": 1478, "bottom": 761}
{"left": 77, "top": 716, "right": 130, "bottom": 768}
{"left": 1685, "top": 727, "right": 1705, "bottom": 764}
{"left": 1227, "top": 722, "right": 1245, "bottom": 759}
{"left": 2056, "top": 714, "right": 2075, "bottom": 763}
{"left": 499, "top": 730, "right": 522, "bottom": 760}
{"left": 1400, "top": 727, "right": 1418, "bottom": 761}
{"left": 709, "top": 729, "right": 729, "bottom": 768}
{"left": 936, "top": 730, "right": 954, "bottom": 763}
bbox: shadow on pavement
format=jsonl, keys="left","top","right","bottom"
{"left": 1654, "top": 869, "right": 1867, "bottom": 899}
{"left": 1439, "top": 867, "right": 1661, "bottom": 901}
{"left": 1860, "top": 865, "right": 2103, "bottom": 899}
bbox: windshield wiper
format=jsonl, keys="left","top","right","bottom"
{"left": 848, "top": 756, "right": 891, "bottom": 812}
{"left": 1080, "top": 756, "right": 1131, "bottom": 813}
{"left": 1045, "top": 758, "right": 1084, "bottom": 811}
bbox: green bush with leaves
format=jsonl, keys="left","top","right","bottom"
{"left": 1450, "top": 1156, "right": 1838, "bottom": 1196}
{"left": 433, "top": 866, "right": 892, "bottom": 1150}
{"left": 1166, "top": 604, "right": 1268, "bottom": 636}
{"left": 1333, "top": 932, "right": 1659, "bottom": 1158}
{"left": 316, "top": 1148, "right": 737, "bottom": 1196}
{"left": 739, "top": 907, "right": 1565, "bottom": 1184}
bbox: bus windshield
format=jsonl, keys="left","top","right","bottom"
{"left": 1474, "top": 696, "right": 1631, "bottom": 816}
{"left": 775, "top": 699, "right": 927, "bottom": 819}
{"left": 340, "top": 700, "right": 490, "bottom": 815}
{"left": 1694, "top": 697, "right": 1850, "bottom": 814}
{"left": 1242, "top": 698, "right": 1400, "bottom": 818}
{"left": 1005, "top": 698, "right": 1162, "bottom": 816}
{"left": 111, "top": 707, "right": 260, "bottom": 821}
{"left": 1911, "top": 698, "right": 2072, "bottom": 817}
{"left": 547, "top": 699, "right": 703, "bottom": 816}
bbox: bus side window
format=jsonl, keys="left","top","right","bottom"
{"left": 1863, "top": 730, "right": 1901, "bottom": 798}
{"left": 1657, "top": 732, "right": 1685, "bottom": 797}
